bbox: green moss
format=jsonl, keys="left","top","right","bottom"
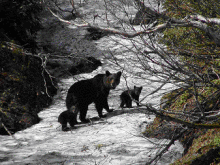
{"left": 169, "top": 88, "right": 193, "bottom": 111}
{"left": 212, "top": 135, "right": 220, "bottom": 146}
{"left": 212, "top": 79, "right": 220, "bottom": 85}
{"left": 172, "top": 129, "right": 220, "bottom": 164}
{"left": 95, "top": 144, "right": 105, "bottom": 150}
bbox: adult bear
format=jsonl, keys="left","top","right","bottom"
{"left": 120, "top": 86, "right": 143, "bottom": 108}
{"left": 59, "top": 70, "right": 121, "bottom": 131}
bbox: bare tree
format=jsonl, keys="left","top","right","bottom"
{"left": 44, "top": 0, "right": 220, "bottom": 164}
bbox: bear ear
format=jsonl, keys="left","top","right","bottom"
{"left": 140, "top": 86, "right": 143, "bottom": 90}
{"left": 117, "top": 71, "right": 122, "bottom": 77}
{"left": 134, "top": 85, "right": 136, "bottom": 88}
{"left": 106, "top": 70, "right": 111, "bottom": 76}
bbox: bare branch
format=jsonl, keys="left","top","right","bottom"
{"left": 143, "top": 105, "right": 220, "bottom": 129}
{"left": 46, "top": 6, "right": 170, "bottom": 35}
{"left": 189, "top": 14, "right": 220, "bottom": 26}
{"left": 147, "top": 128, "right": 187, "bottom": 165}
{"left": 46, "top": 6, "right": 88, "bottom": 26}
{"left": 48, "top": 5, "right": 220, "bottom": 46}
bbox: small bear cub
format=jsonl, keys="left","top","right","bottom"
{"left": 58, "top": 110, "right": 76, "bottom": 131}
{"left": 120, "top": 86, "right": 143, "bottom": 108}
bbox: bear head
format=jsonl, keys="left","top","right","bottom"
{"left": 134, "top": 86, "right": 143, "bottom": 96}
{"left": 103, "top": 70, "right": 122, "bottom": 89}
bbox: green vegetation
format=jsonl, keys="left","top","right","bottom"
{"left": 162, "top": 0, "right": 220, "bottom": 71}
{"left": 144, "top": 0, "right": 220, "bottom": 164}
{"left": 95, "top": 144, "right": 105, "bottom": 150}
{"left": 172, "top": 129, "right": 220, "bottom": 165}
{"left": 161, "top": 0, "right": 220, "bottom": 115}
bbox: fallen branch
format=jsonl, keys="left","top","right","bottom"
{"left": 0, "top": 117, "right": 22, "bottom": 145}
{"left": 45, "top": 0, "right": 220, "bottom": 45}
{"left": 189, "top": 14, "right": 220, "bottom": 26}
{"left": 141, "top": 105, "right": 220, "bottom": 129}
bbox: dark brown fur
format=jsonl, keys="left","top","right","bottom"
{"left": 120, "top": 86, "right": 142, "bottom": 108}
{"left": 58, "top": 71, "right": 121, "bottom": 131}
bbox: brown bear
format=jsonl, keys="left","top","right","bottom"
{"left": 58, "top": 70, "right": 122, "bottom": 131}
{"left": 120, "top": 86, "right": 143, "bottom": 108}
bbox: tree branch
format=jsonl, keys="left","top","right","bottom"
{"left": 146, "top": 128, "right": 187, "bottom": 165}
{"left": 47, "top": 3, "right": 220, "bottom": 46}
{"left": 189, "top": 15, "right": 220, "bottom": 26}
{"left": 142, "top": 105, "right": 220, "bottom": 129}
{"left": 46, "top": 6, "right": 170, "bottom": 35}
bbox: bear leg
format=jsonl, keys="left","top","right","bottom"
{"left": 79, "top": 105, "right": 90, "bottom": 123}
{"left": 126, "top": 100, "right": 132, "bottom": 108}
{"left": 134, "top": 96, "right": 140, "bottom": 106}
{"left": 68, "top": 112, "right": 77, "bottom": 128}
{"left": 58, "top": 111, "right": 70, "bottom": 131}
{"left": 69, "top": 105, "right": 79, "bottom": 124}
{"left": 60, "top": 120, "right": 70, "bottom": 131}
{"left": 136, "top": 99, "right": 140, "bottom": 106}
{"left": 62, "top": 125, "right": 70, "bottom": 131}
{"left": 120, "top": 101, "right": 125, "bottom": 108}
{"left": 120, "top": 97, "right": 125, "bottom": 108}
{"left": 103, "top": 99, "right": 113, "bottom": 112}
{"left": 79, "top": 111, "right": 90, "bottom": 123}
{"left": 95, "top": 103, "right": 107, "bottom": 118}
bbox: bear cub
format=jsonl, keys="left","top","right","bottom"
{"left": 120, "top": 86, "right": 143, "bottom": 108}
{"left": 58, "top": 110, "right": 76, "bottom": 131}
{"left": 58, "top": 70, "right": 122, "bottom": 131}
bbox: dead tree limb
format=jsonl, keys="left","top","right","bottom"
{"left": 46, "top": 1, "right": 220, "bottom": 45}
{"left": 142, "top": 105, "right": 220, "bottom": 129}
{"left": 146, "top": 128, "right": 187, "bottom": 165}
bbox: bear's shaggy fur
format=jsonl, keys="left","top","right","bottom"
{"left": 120, "top": 86, "right": 143, "bottom": 108}
{"left": 58, "top": 110, "right": 76, "bottom": 131}
{"left": 58, "top": 70, "right": 121, "bottom": 131}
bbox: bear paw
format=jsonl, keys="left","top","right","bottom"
{"left": 80, "top": 118, "right": 90, "bottom": 123}
{"left": 107, "top": 109, "right": 114, "bottom": 112}
{"left": 100, "top": 114, "right": 107, "bottom": 118}
{"left": 62, "top": 126, "right": 71, "bottom": 132}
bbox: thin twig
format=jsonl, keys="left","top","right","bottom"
{"left": 146, "top": 128, "right": 187, "bottom": 165}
